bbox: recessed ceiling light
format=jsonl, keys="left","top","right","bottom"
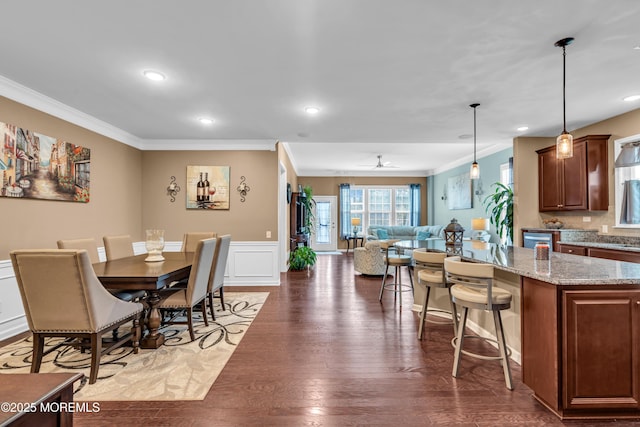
{"left": 198, "top": 118, "right": 214, "bottom": 125}
{"left": 517, "top": 126, "right": 529, "bottom": 132}
{"left": 623, "top": 95, "right": 640, "bottom": 102}
{"left": 304, "top": 106, "right": 320, "bottom": 114}
{"left": 143, "top": 70, "right": 166, "bottom": 81}
{"left": 634, "top": 45, "right": 640, "bottom": 50}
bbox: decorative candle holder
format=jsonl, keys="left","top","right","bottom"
{"left": 145, "top": 229, "right": 165, "bottom": 262}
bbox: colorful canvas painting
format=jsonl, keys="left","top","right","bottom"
{"left": 186, "top": 165, "right": 230, "bottom": 210}
{"left": 0, "top": 121, "right": 90, "bottom": 203}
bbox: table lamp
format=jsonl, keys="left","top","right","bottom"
{"left": 351, "top": 217, "right": 361, "bottom": 236}
{"left": 471, "top": 217, "right": 491, "bottom": 242}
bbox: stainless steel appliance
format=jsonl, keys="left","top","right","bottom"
{"left": 523, "top": 231, "right": 554, "bottom": 252}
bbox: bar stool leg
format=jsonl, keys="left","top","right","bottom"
{"left": 394, "top": 265, "right": 401, "bottom": 306}
{"left": 447, "top": 287, "right": 459, "bottom": 336}
{"left": 379, "top": 264, "right": 390, "bottom": 302}
{"left": 493, "top": 310, "right": 513, "bottom": 390}
{"left": 418, "top": 286, "right": 431, "bottom": 340}
{"left": 452, "top": 306, "right": 469, "bottom": 378}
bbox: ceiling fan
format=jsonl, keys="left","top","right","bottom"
{"left": 361, "top": 155, "right": 399, "bottom": 169}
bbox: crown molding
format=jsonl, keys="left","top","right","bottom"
{"left": 140, "top": 139, "right": 277, "bottom": 151}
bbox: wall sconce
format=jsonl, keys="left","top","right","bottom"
{"left": 441, "top": 184, "right": 447, "bottom": 203}
{"left": 237, "top": 176, "right": 250, "bottom": 202}
{"left": 474, "top": 178, "right": 484, "bottom": 201}
{"left": 167, "top": 176, "right": 180, "bottom": 202}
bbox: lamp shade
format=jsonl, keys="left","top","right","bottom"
{"left": 471, "top": 218, "right": 490, "bottom": 231}
{"left": 351, "top": 217, "right": 361, "bottom": 226}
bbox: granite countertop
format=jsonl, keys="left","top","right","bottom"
{"left": 395, "top": 239, "right": 640, "bottom": 286}
{"left": 557, "top": 241, "right": 640, "bottom": 253}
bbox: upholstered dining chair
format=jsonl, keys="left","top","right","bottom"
{"left": 57, "top": 238, "right": 145, "bottom": 303}
{"left": 10, "top": 249, "right": 143, "bottom": 384}
{"left": 207, "top": 234, "right": 231, "bottom": 321}
{"left": 182, "top": 231, "right": 217, "bottom": 253}
{"left": 159, "top": 238, "right": 216, "bottom": 341}
{"left": 103, "top": 234, "right": 134, "bottom": 261}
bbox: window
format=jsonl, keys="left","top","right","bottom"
{"left": 350, "top": 186, "right": 411, "bottom": 233}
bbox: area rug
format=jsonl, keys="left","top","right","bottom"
{"left": 0, "top": 292, "right": 268, "bottom": 401}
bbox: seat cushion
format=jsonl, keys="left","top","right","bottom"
{"left": 418, "top": 269, "right": 444, "bottom": 284}
{"left": 386, "top": 255, "right": 412, "bottom": 265}
{"left": 450, "top": 284, "right": 512, "bottom": 305}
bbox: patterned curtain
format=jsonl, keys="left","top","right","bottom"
{"left": 409, "top": 183, "right": 421, "bottom": 226}
{"left": 339, "top": 183, "right": 351, "bottom": 239}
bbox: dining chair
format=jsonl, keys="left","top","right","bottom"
{"left": 207, "top": 234, "right": 231, "bottom": 321}
{"left": 103, "top": 234, "right": 134, "bottom": 261}
{"left": 159, "top": 238, "right": 217, "bottom": 341}
{"left": 10, "top": 249, "right": 143, "bottom": 384}
{"left": 182, "top": 231, "right": 217, "bottom": 253}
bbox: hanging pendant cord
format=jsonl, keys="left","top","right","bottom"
{"left": 473, "top": 106, "right": 477, "bottom": 162}
{"left": 562, "top": 45, "right": 567, "bottom": 133}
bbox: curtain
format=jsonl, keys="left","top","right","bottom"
{"left": 620, "top": 180, "right": 640, "bottom": 224}
{"left": 339, "top": 183, "right": 351, "bottom": 239}
{"left": 409, "top": 183, "right": 421, "bottom": 226}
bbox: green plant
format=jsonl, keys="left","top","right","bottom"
{"left": 301, "top": 185, "right": 316, "bottom": 235}
{"left": 483, "top": 182, "right": 514, "bottom": 244}
{"left": 288, "top": 246, "right": 317, "bottom": 271}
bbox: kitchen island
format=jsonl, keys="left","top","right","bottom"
{"left": 398, "top": 240, "right": 640, "bottom": 420}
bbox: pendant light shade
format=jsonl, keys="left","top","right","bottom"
{"left": 469, "top": 103, "right": 480, "bottom": 179}
{"left": 555, "top": 37, "right": 575, "bottom": 159}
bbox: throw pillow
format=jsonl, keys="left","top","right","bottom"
{"left": 416, "top": 231, "right": 431, "bottom": 240}
{"left": 376, "top": 229, "right": 389, "bottom": 239}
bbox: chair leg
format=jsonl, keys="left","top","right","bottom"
{"left": 131, "top": 315, "right": 140, "bottom": 354}
{"left": 394, "top": 266, "right": 400, "bottom": 305}
{"left": 208, "top": 292, "right": 216, "bottom": 321}
{"left": 418, "top": 286, "right": 431, "bottom": 340}
{"left": 379, "top": 265, "right": 390, "bottom": 302}
{"left": 31, "top": 333, "right": 44, "bottom": 373}
{"left": 89, "top": 333, "right": 102, "bottom": 384}
{"left": 493, "top": 310, "right": 513, "bottom": 390}
{"left": 407, "top": 265, "right": 414, "bottom": 290}
{"left": 201, "top": 300, "right": 209, "bottom": 327}
{"left": 452, "top": 307, "right": 469, "bottom": 378}
{"left": 448, "top": 287, "right": 459, "bottom": 336}
{"left": 219, "top": 288, "right": 225, "bottom": 311}
{"left": 187, "top": 308, "right": 196, "bottom": 341}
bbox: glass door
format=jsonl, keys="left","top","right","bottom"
{"left": 311, "top": 196, "right": 337, "bottom": 252}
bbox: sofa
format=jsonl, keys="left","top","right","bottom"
{"left": 366, "top": 225, "right": 446, "bottom": 241}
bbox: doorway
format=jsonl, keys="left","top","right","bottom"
{"left": 311, "top": 196, "right": 337, "bottom": 252}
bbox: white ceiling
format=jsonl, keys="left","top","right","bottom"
{"left": 1, "top": 1, "right": 639, "bottom": 176}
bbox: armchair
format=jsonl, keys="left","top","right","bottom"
{"left": 354, "top": 240, "right": 386, "bottom": 275}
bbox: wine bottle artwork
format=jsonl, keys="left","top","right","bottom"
{"left": 196, "top": 172, "right": 204, "bottom": 202}
{"left": 186, "top": 165, "right": 230, "bottom": 210}
{"left": 203, "top": 172, "right": 210, "bottom": 202}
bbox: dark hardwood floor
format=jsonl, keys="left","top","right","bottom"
{"left": 27, "top": 253, "right": 640, "bottom": 425}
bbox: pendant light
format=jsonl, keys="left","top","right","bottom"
{"left": 555, "top": 37, "right": 575, "bottom": 159}
{"left": 469, "top": 103, "right": 480, "bottom": 179}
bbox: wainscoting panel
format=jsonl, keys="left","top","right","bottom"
{"left": 0, "top": 260, "right": 29, "bottom": 341}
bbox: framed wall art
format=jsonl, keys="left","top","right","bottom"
{"left": 186, "top": 165, "right": 230, "bottom": 210}
{"left": 0, "top": 120, "right": 90, "bottom": 202}
{"left": 447, "top": 172, "right": 472, "bottom": 210}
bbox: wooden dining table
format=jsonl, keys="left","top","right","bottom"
{"left": 93, "top": 252, "right": 193, "bottom": 349}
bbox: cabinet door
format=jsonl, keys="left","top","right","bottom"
{"left": 563, "top": 290, "right": 640, "bottom": 410}
{"left": 538, "top": 148, "right": 563, "bottom": 211}
{"left": 588, "top": 247, "right": 640, "bottom": 264}
{"left": 560, "top": 140, "right": 588, "bottom": 210}
{"left": 557, "top": 244, "right": 587, "bottom": 256}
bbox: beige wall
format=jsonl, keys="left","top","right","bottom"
{"left": 514, "top": 108, "right": 640, "bottom": 243}
{"left": 141, "top": 150, "right": 279, "bottom": 242}
{"left": 0, "top": 96, "right": 142, "bottom": 259}
{"left": 277, "top": 143, "right": 298, "bottom": 247}
{"left": 300, "top": 176, "right": 428, "bottom": 250}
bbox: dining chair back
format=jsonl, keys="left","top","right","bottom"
{"left": 10, "top": 249, "right": 143, "bottom": 384}
{"left": 56, "top": 238, "right": 101, "bottom": 263}
{"left": 207, "top": 234, "right": 231, "bottom": 320}
{"left": 182, "top": 231, "right": 217, "bottom": 253}
{"left": 103, "top": 234, "right": 134, "bottom": 260}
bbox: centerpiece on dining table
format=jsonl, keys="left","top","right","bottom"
{"left": 145, "top": 229, "right": 165, "bottom": 262}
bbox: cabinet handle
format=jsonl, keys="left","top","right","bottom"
{"left": 558, "top": 204, "right": 564, "bottom": 208}
{"left": 568, "top": 249, "right": 574, "bottom": 253}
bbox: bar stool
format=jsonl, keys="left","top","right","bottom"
{"left": 378, "top": 240, "right": 413, "bottom": 306}
{"left": 444, "top": 257, "right": 513, "bottom": 390}
{"left": 412, "top": 249, "right": 458, "bottom": 340}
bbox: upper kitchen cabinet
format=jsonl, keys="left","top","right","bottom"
{"left": 537, "top": 134, "right": 610, "bottom": 212}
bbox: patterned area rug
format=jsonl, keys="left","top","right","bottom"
{"left": 0, "top": 292, "right": 268, "bottom": 401}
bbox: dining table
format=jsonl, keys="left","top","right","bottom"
{"left": 92, "top": 252, "right": 193, "bottom": 349}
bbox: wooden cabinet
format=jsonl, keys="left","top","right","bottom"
{"left": 588, "top": 247, "right": 640, "bottom": 264}
{"left": 522, "top": 278, "right": 640, "bottom": 419}
{"left": 557, "top": 244, "right": 587, "bottom": 256}
{"left": 289, "top": 192, "right": 308, "bottom": 251}
{"left": 563, "top": 290, "right": 640, "bottom": 411}
{"left": 537, "top": 134, "right": 610, "bottom": 212}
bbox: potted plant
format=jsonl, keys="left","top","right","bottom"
{"left": 483, "top": 182, "right": 514, "bottom": 245}
{"left": 300, "top": 185, "right": 316, "bottom": 235}
{"left": 288, "top": 245, "right": 317, "bottom": 271}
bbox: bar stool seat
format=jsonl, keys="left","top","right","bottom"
{"left": 445, "top": 257, "right": 514, "bottom": 390}
{"left": 378, "top": 240, "right": 413, "bottom": 307}
{"left": 413, "top": 249, "right": 458, "bottom": 340}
